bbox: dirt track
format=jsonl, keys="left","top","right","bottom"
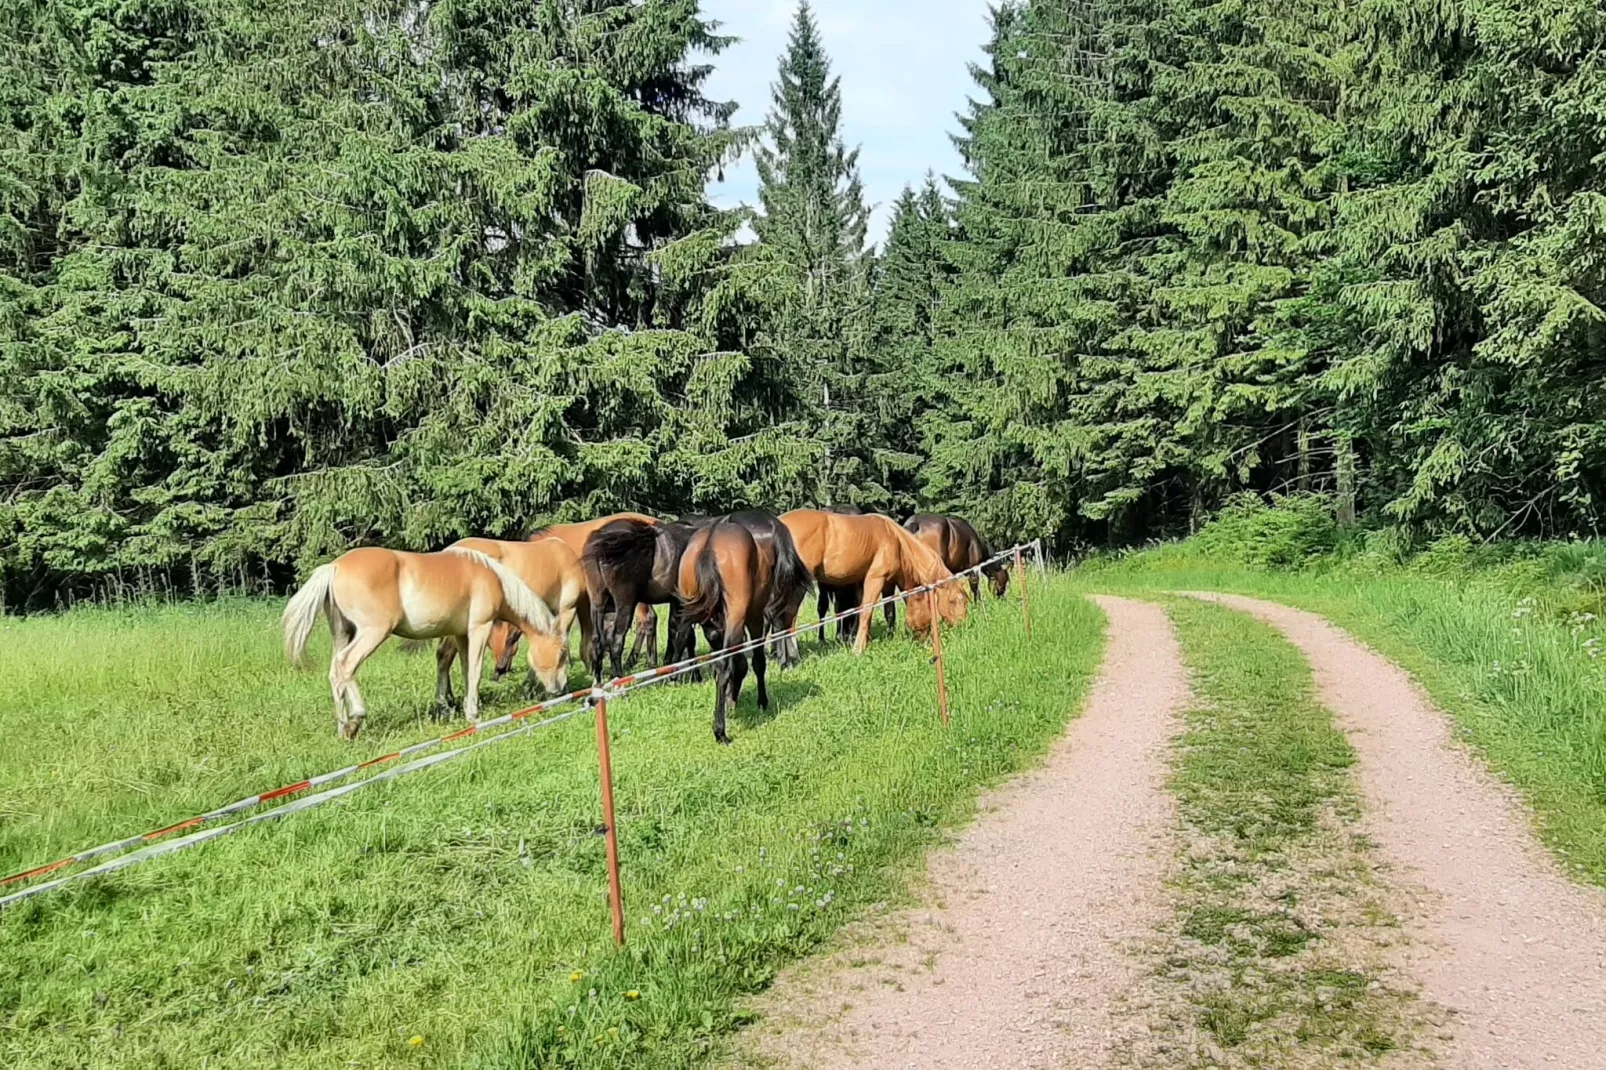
{"left": 738, "top": 592, "right": 1606, "bottom": 1069}
{"left": 1187, "top": 594, "right": 1606, "bottom": 1069}
{"left": 735, "top": 596, "right": 1185, "bottom": 1068}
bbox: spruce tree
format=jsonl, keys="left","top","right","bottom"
{"left": 750, "top": 0, "right": 876, "bottom": 507}
{"left": 0, "top": 0, "right": 773, "bottom": 606}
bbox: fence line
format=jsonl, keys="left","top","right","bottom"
{"left": 0, "top": 542, "right": 1041, "bottom": 914}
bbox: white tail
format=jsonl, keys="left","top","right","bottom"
{"left": 282, "top": 562, "right": 337, "bottom": 667}
{"left": 443, "top": 547, "right": 558, "bottom": 636}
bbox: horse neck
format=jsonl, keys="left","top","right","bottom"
{"left": 892, "top": 524, "right": 944, "bottom": 586}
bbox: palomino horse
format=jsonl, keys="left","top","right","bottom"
{"left": 282, "top": 547, "right": 559, "bottom": 740}
{"left": 525, "top": 513, "right": 660, "bottom": 669}
{"left": 904, "top": 514, "right": 1010, "bottom": 601}
{"left": 779, "top": 510, "right": 969, "bottom": 657}
{"left": 445, "top": 537, "right": 585, "bottom": 700}
{"left": 582, "top": 518, "right": 704, "bottom": 681}
{"left": 677, "top": 520, "right": 774, "bottom": 744}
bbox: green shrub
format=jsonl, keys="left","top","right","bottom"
{"left": 1192, "top": 494, "right": 1339, "bottom": 570}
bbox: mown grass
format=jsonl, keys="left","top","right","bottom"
{"left": 1089, "top": 549, "right": 1606, "bottom": 889}
{"left": 0, "top": 578, "right": 1100, "bottom": 1069}
{"left": 1152, "top": 597, "right": 1426, "bottom": 1065}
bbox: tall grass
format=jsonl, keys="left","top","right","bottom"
{"left": 0, "top": 580, "right": 1101, "bottom": 1068}
{"left": 1088, "top": 545, "right": 1606, "bottom": 888}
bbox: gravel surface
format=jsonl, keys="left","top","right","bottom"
{"left": 1188, "top": 593, "right": 1606, "bottom": 1069}
{"left": 735, "top": 596, "right": 1187, "bottom": 1069}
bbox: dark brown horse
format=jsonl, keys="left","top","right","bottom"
{"left": 581, "top": 518, "right": 702, "bottom": 682}
{"left": 678, "top": 520, "right": 774, "bottom": 744}
{"left": 903, "top": 514, "right": 1010, "bottom": 600}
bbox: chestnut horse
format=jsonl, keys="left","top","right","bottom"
{"left": 522, "top": 513, "right": 660, "bottom": 669}
{"left": 779, "top": 510, "right": 968, "bottom": 657}
{"left": 677, "top": 520, "right": 774, "bottom": 744}
{"left": 282, "top": 547, "right": 559, "bottom": 740}
{"left": 903, "top": 514, "right": 1010, "bottom": 601}
{"left": 446, "top": 537, "right": 585, "bottom": 699}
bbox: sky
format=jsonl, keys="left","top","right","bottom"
{"left": 699, "top": 0, "right": 995, "bottom": 246}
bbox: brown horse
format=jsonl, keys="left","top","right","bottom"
{"left": 678, "top": 520, "right": 773, "bottom": 744}
{"left": 282, "top": 547, "right": 560, "bottom": 739}
{"left": 903, "top": 514, "right": 1010, "bottom": 601}
{"left": 527, "top": 513, "right": 660, "bottom": 668}
{"left": 447, "top": 537, "right": 585, "bottom": 698}
{"left": 779, "top": 510, "right": 968, "bottom": 656}
{"left": 582, "top": 519, "right": 704, "bottom": 681}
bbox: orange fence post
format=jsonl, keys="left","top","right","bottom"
{"left": 1015, "top": 546, "right": 1031, "bottom": 637}
{"left": 928, "top": 587, "right": 950, "bottom": 725}
{"left": 593, "top": 695, "right": 626, "bottom": 946}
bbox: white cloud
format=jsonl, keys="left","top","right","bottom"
{"left": 700, "top": 0, "right": 993, "bottom": 244}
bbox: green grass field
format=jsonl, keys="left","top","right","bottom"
{"left": 1086, "top": 548, "right": 1606, "bottom": 890}
{"left": 0, "top": 578, "right": 1101, "bottom": 1069}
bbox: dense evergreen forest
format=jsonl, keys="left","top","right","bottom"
{"left": 3, "top": 0, "right": 1604, "bottom": 608}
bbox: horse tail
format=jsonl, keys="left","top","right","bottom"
{"left": 766, "top": 521, "right": 815, "bottom": 628}
{"left": 682, "top": 536, "right": 725, "bottom": 624}
{"left": 443, "top": 547, "right": 558, "bottom": 636}
{"left": 282, "top": 563, "right": 337, "bottom": 667}
{"left": 583, "top": 519, "right": 659, "bottom": 587}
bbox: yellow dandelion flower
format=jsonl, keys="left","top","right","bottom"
{"left": 407, "top": 1035, "right": 424, "bottom": 1048}
{"left": 624, "top": 990, "right": 640, "bottom": 1001}
{"left": 569, "top": 969, "right": 584, "bottom": 983}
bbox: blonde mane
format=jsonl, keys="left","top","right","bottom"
{"left": 443, "top": 546, "right": 558, "bottom": 635}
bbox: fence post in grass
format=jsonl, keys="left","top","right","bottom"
{"left": 928, "top": 586, "right": 950, "bottom": 725}
{"left": 593, "top": 694, "right": 626, "bottom": 946}
{"left": 1015, "top": 546, "right": 1031, "bottom": 637}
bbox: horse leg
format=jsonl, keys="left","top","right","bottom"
{"left": 644, "top": 604, "right": 660, "bottom": 667}
{"left": 435, "top": 638, "right": 460, "bottom": 715}
{"left": 588, "top": 591, "right": 611, "bottom": 684}
{"left": 969, "top": 573, "right": 981, "bottom": 602}
{"left": 607, "top": 593, "right": 637, "bottom": 680}
{"left": 836, "top": 587, "right": 857, "bottom": 643}
{"left": 883, "top": 580, "right": 897, "bottom": 632}
{"left": 462, "top": 622, "right": 492, "bottom": 724}
{"left": 750, "top": 613, "right": 770, "bottom": 712}
{"left": 852, "top": 573, "right": 886, "bottom": 655}
{"left": 332, "top": 626, "right": 390, "bottom": 739}
{"left": 705, "top": 623, "right": 732, "bottom": 744}
{"left": 326, "top": 606, "right": 355, "bottom": 735}
{"left": 816, "top": 587, "right": 833, "bottom": 647}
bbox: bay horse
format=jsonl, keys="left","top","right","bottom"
{"left": 282, "top": 546, "right": 560, "bottom": 740}
{"left": 446, "top": 537, "right": 585, "bottom": 699}
{"left": 779, "top": 510, "right": 969, "bottom": 656}
{"left": 904, "top": 514, "right": 1010, "bottom": 601}
{"left": 582, "top": 518, "right": 703, "bottom": 681}
{"left": 526, "top": 513, "right": 660, "bottom": 669}
{"left": 677, "top": 520, "right": 776, "bottom": 744}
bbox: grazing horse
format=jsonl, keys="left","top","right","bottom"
{"left": 904, "top": 514, "right": 1010, "bottom": 600}
{"left": 526, "top": 513, "right": 660, "bottom": 669}
{"left": 582, "top": 518, "right": 703, "bottom": 681}
{"left": 446, "top": 537, "right": 585, "bottom": 699}
{"left": 779, "top": 510, "right": 969, "bottom": 656}
{"left": 282, "top": 547, "right": 559, "bottom": 740}
{"left": 677, "top": 520, "right": 775, "bottom": 744}
{"left": 814, "top": 505, "right": 867, "bottom": 642}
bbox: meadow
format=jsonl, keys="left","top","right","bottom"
{"left": 0, "top": 578, "right": 1100, "bottom": 1068}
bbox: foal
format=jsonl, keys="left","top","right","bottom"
{"left": 282, "top": 547, "right": 559, "bottom": 739}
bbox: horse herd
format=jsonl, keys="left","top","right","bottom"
{"left": 282, "top": 507, "right": 1012, "bottom": 744}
